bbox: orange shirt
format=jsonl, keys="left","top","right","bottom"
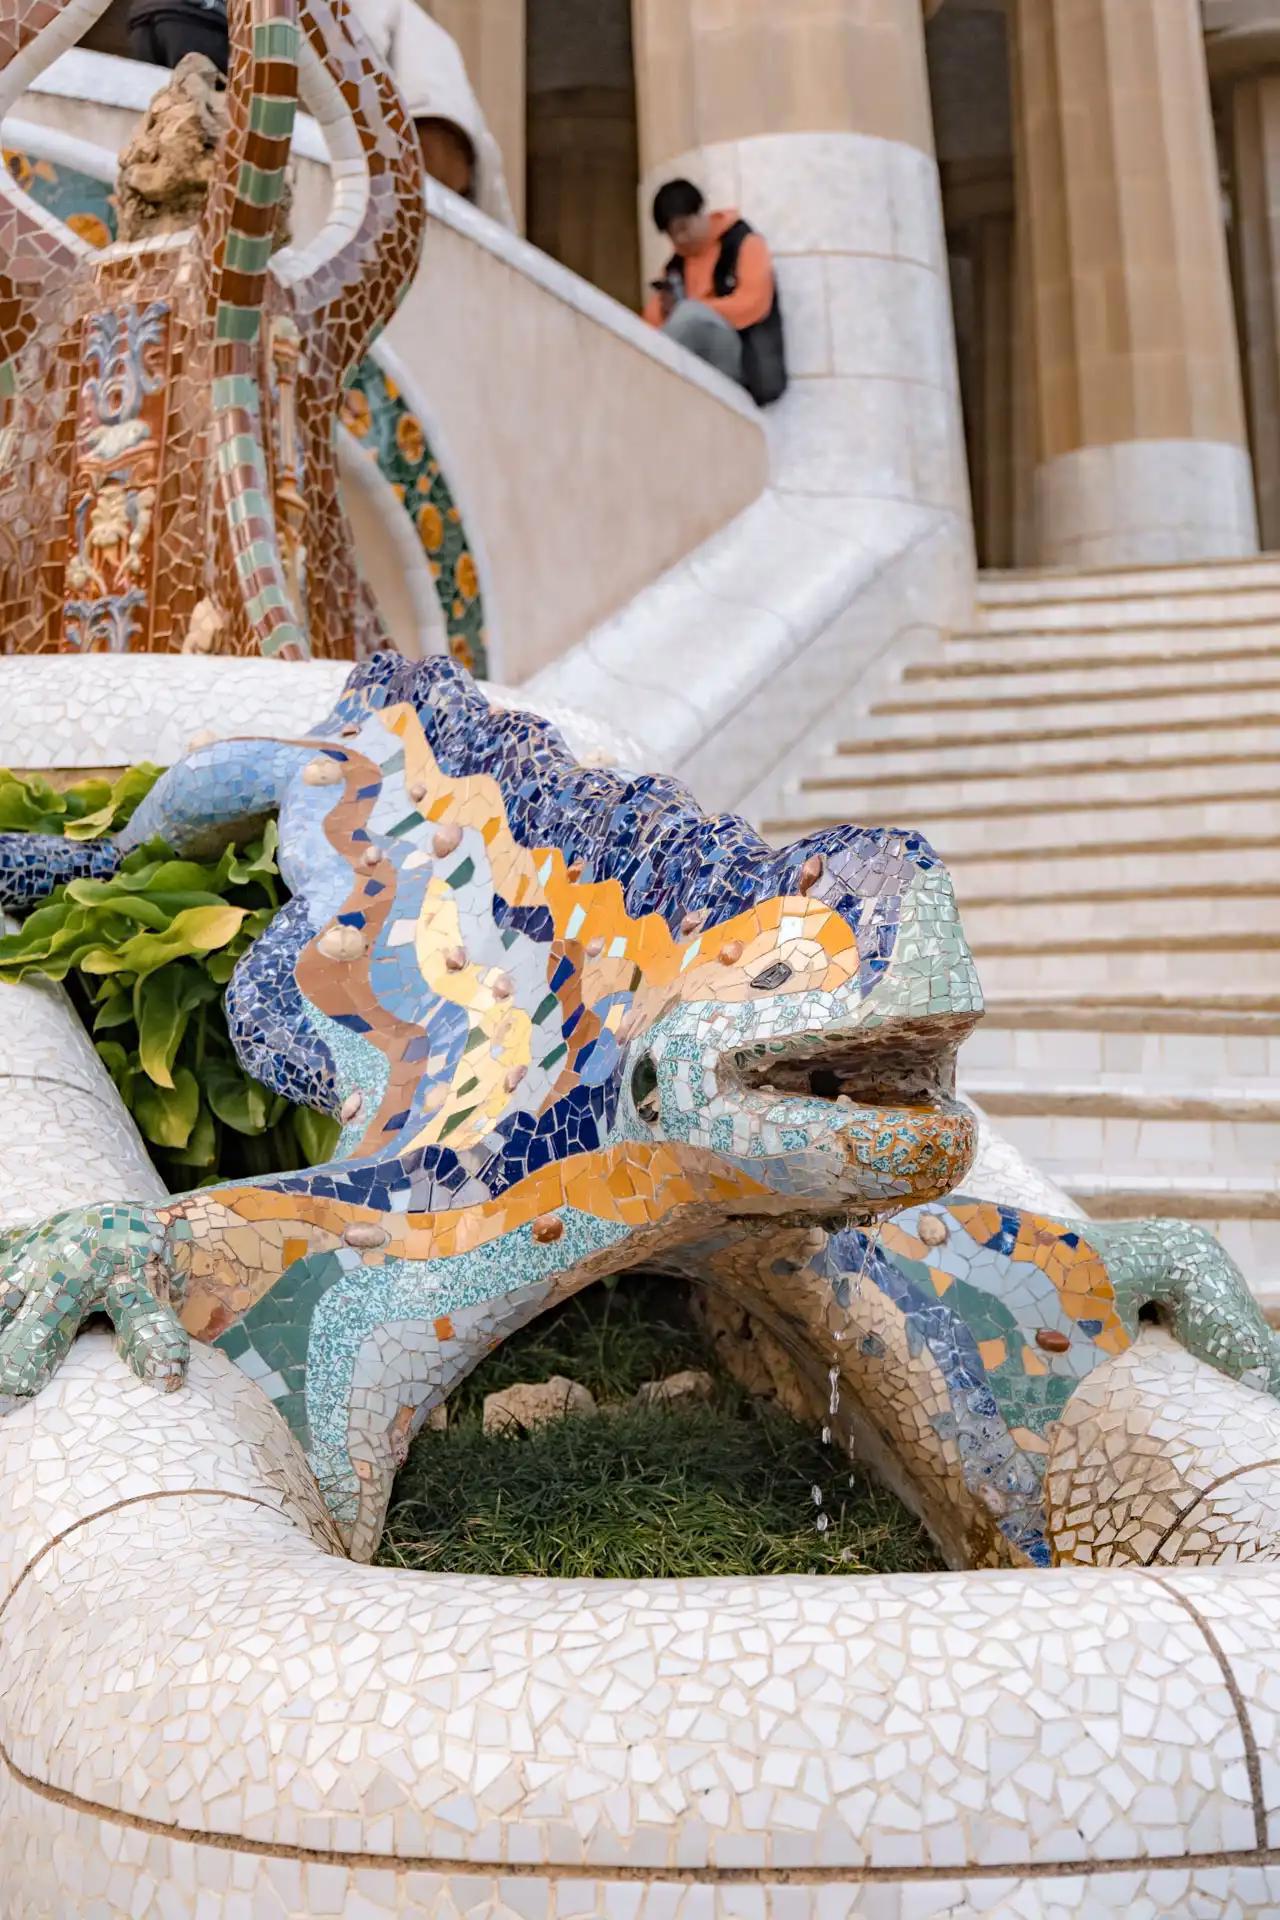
{"left": 643, "top": 210, "right": 775, "bottom": 332}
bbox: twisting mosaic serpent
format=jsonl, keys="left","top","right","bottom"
{"left": 0, "top": 0, "right": 424, "bottom": 656}
{"left": 0, "top": 655, "right": 1276, "bottom": 1569}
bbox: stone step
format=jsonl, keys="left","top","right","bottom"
{"left": 950, "top": 844, "right": 1279, "bottom": 900}
{"left": 978, "top": 555, "right": 1280, "bottom": 607}
{"left": 795, "top": 755, "right": 1280, "bottom": 820}
{"left": 975, "top": 945, "right": 1280, "bottom": 999}
{"left": 877, "top": 654, "right": 1280, "bottom": 716}
{"left": 981, "top": 985, "right": 1280, "bottom": 1018}
{"left": 962, "top": 1015, "right": 1280, "bottom": 1086}
{"left": 975, "top": 1106, "right": 1280, "bottom": 1175}
{"left": 821, "top": 721, "right": 1280, "bottom": 782}
{"left": 858, "top": 684, "right": 1280, "bottom": 749}
{"left": 964, "top": 1074, "right": 1280, "bottom": 1117}
{"left": 1042, "top": 1166, "right": 1280, "bottom": 1230}
{"left": 761, "top": 836, "right": 1280, "bottom": 904}
{"left": 976, "top": 596, "right": 1280, "bottom": 635}
{"left": 974, "top": 579, "right": 1280, "bottom": 633}
{"left": 1047, "top": 1172, "right": 1280, "bottom": 1317}
{"left": 773, "top": 794, "right": 1280, "bottom": 859}
{"left": 925, "top": 625, "right": 1280, "bottom": 676}
{"left": 961, "top": 893, "right": 1280, "bottom": 955}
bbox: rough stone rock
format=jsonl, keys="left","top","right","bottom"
{"left": 116, "top": 55, "right": 292, "bottom": 245}
{"left": 689, "top": 1290, "right": 816, "bottom": 1425}
{"left": 482, "top": 1376, "right": 596, "bottom": 1435}
{"left": 181, "top": 596, "right": 227, "bottom": 655}
{"left": 631, "top": 1369, "right": 715, "bottom": 1410}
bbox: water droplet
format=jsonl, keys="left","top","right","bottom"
{"left": 815, "top": 1512, "right": 829, "bottom": 1534}
{"left": 821, "top": 1425, "right": 832, "bottom": 1447}
{"left": 810, "top": 1484, "right": 823, "bottom": 1507}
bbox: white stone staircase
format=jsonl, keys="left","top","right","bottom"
{"left": 764, "top": 557, "right": 1280, "bottom": 1308}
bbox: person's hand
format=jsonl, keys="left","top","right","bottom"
{"left": 653, "top": 283, "right": 676, "bottom": 321}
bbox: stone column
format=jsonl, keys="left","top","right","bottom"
{"left": 1229, "top": 71, "right": 1280, "bottom": 550}
{"left": 971, "top": 211, "right": 1016, "bottom": 569}
{"left": 630, "top": 0, "right": 972, "bottom": 531}
{"left": 1012, "top": 0, "right": 1257, "bottom": 566}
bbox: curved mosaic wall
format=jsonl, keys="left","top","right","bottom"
{"left": 338, "top": 361, "right": 487, "bottom": 673}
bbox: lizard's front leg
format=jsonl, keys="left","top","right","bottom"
{"left": 0, "top": 1202, "right": 188, "bottom": 1399}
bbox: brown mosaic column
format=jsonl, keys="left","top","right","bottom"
{"left": 1012, "top": 0, "right": 1257, "bottom": 565}
{"left": 1229, "top": 70, "right": 1280, "bottom": 550}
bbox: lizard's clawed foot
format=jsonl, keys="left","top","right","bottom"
{"left": 0, "top": 1203, "right": 188, "bottom": 1399}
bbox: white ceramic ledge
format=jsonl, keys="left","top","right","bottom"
{"left": 4, "top": 1335, "right": 1280, "bottom": 1914}
{"left": 0, "top": 654, "right": 645, "bottom": 773}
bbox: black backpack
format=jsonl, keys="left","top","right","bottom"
{"left": 667, "top": 218, "right": 788, "bottom": 407}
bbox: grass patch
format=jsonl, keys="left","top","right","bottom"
{"left": 376, "top": 1273, "right": 942, "bottom": 1580}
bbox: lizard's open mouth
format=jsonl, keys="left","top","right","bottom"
{"left": 721, "top": 1009, "right": 980, "bottom": 1210}
{"left": 731, "top": 1009, "right": 977, "bottom": 1115}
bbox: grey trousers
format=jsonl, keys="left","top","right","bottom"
{"left": 662, "top": 300, "right": 744, "bottom": 385}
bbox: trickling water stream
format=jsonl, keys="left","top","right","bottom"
{"left": 813, "top": 1216, "right": 883, "bottom": 1534}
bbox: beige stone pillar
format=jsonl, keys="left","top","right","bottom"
{"left": 429, "top": 0, "right": 526, "bottom": 229}
{"left": 970, "top": 212, "right": 1016, "bottom": 570}
{"left": 1013, "top": 0, "right": 1257, "bottom": 566}
{"left": 1230, "top": 71, "right": 1280, "bottom": 550}
{"left": 631, "top": 0, "right": 971, "bottom": 526}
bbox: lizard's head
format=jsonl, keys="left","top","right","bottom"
{"left": 623, "top": 828, "right": 981, "bottom": 1221}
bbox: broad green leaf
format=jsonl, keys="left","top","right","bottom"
{"left": 86, "top": 902, "right": 249, "bottom": 979}
{"left": 61, "top": 884, "right": 173, "bottom": 928}
{"left": 292, "top": 1106, "right": 341, "bottom": 1167}
{"left": 135, "top": 965, "right": 195, "bottom": 1088}
{"left": 63, "top": 763, "right": 162, "bottom": 839}
{"left": 95, "top": 1038, "right": 129, "bottom": 1076}
{"left": 0, "top": 770, "right": 89, "bottom": 834}
{"left": 93, "top": 992, "right": 135, "bottom": 1033}
{"left": 166, "top": 1102, "right": 218, "bottom": 1169}
{"left": 222, "top": 819, "right": 281, "bottom": 887}
{"left": 204, "top": 945, "right": 248, "bottom": 984}
{"left": 132, "top": 1066, "right": 200, "bottom": 1148}
{"left": 203, "top": 1059, "right": 273, "bottom": 1135}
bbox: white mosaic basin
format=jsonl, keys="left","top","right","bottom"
{"left": 6, "top": 659, "right": 1280, "bottom": 1913}
{"left": 4, "top": 1334, "right": 1280, "bottom": 1915}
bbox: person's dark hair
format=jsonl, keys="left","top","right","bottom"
{"left": 651, "top": 178, "right": 705, "bottom": 233}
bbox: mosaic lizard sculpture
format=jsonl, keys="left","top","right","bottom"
{"left": 1, "top": 655, "right": 1276, "bottom": 1566}
{"left": 0, "top": 0, "right": 423, "bottom": 657}
{"left": 0, "top": 654, "right": 983, "bottom": 1556}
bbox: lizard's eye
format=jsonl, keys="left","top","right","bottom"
{"left": 749, "top": 961, "right": 793, "bottom": 991}
{"left": 630, "top": 1053, "right": 661, "bottom": 1123}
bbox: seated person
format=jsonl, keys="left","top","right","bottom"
{"left": 129, "top": 0, "right": 227, "bottom": 73}
{"left": 643, "top": 178, "right": 786, "bottom": 405}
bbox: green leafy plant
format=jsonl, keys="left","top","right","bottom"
{"left": 0, "top": 767, "right": 338, "bottom": 1186}
{"left": 0, "top": 763, "right": 161, "bottom": 839}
